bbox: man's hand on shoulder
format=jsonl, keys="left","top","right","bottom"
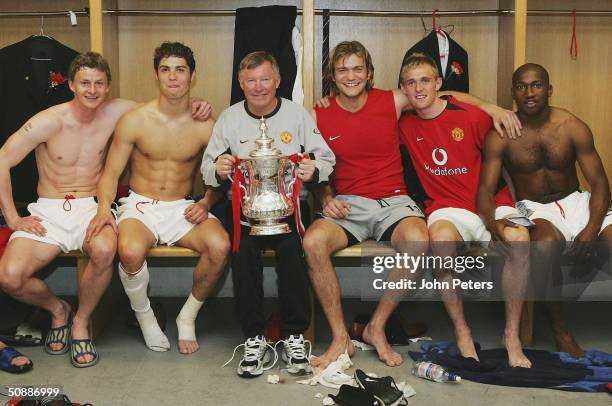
{"left": 8, "top": 215, "right": 46, "bottom": 237}
{"left": 85, "top": 210, "right": 118, "bottom": 242}
{"left": 482, "top": 104, "right": 522, "bottom": 140}
{"left": 314, "top": 96, "right": 331, "bottom": 109}
{"left": 322, "top": 197, "right": 351, "bottom": 219}
{"left": 184, "top": 202, "right": 209, "bottom": 225}
{"left": 190, "top": 98, "right": 212, "bottom": 121}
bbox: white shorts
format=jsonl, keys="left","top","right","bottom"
{"left": 117, "top": 191, "right": 217, "bottom": 246}
{"left": 516, "top": 191, "right": 612, "bottom": 242}
{"left": 427, "top": 206, "right": 518, "bottom": 243}
{"left": 9, "top": 197, "right": 100, "bottom": 253}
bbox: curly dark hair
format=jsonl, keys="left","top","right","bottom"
{"left": 153, "top": 41, "right": 195, "bottom": 73}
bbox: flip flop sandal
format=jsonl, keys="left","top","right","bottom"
{"left": 44, "top": 319, "right": 72, "bottom": 355}
{"left": 355, "top": 369, "right": 405, "bottom": 406}
{"left": 329, "top": 384, "right": 377, "bottom": 406}
{"left": 0, "top": 346, "right": 33, "bottom": 373}
{"left": 70, "top": 338, "right": 99, "bottom": 368}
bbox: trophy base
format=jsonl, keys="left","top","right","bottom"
{"left": 250, "top": 222, "right": 291, "bottom": 236}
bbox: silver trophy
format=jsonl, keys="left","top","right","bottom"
{"left": 235, "top": 118, "right": 297, "bottom": 235}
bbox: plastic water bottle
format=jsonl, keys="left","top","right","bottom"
{"left": 412, "top": 362, "right": 461, "bottom": 383}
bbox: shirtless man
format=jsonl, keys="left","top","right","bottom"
{"left": 0, "top": 52, "right": 211, "bottom": 367}
{"left": 306, "top": 41, "right": 522, "bottom": 368}
{"left": 88, "top": 42, "right": 230, "bottom": 355}
{"left": 478, "top": 63, "right": 612, "bottom": 359}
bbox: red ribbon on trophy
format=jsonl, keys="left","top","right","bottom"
{"left": 288, "top": 152, "right": 310, "bottom": 237}
{"left": 231, "top": 156, "right": 246, "bottom": 253}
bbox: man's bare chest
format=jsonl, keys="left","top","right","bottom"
{"left": 43, "top": 125, "right": 112, "bottom": 166}
{"left": 136, "top": 127, "right": 204, "bottom": 162}
{"left": 506, "top": 132, "right": 575, "bottom": 173}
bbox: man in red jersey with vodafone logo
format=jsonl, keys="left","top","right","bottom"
{"left": 305, "top": 41, "right": 523, "bottom": 369}
{"left": 398, "top": 52, "right": 531, "bottom": 368}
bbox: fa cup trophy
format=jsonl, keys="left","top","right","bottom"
{"left": 233, "top": 117, "right": 298, "bottom": 236}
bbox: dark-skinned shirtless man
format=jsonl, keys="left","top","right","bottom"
{"left": 478, "top": 63, "right": 611, "bottom": 359}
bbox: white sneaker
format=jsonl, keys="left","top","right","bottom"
{"left": 277, "top": 334, "right": 312, "bottom": 375}
{"left": 223, "top": 335, "right": 277, "bottom": 378}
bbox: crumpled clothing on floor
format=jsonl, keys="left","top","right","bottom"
{"left": 409, "top": 341, "right": 612, "bottom": 392}
{"left": 299, "top": 352, "right": 355, "bottom": 388}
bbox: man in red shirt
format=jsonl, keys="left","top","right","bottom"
{"left": 398, "top": 53, "right": 531, "bottom": 368}
{"left": 305, "top": 41, "right": 523, "bottom": 369}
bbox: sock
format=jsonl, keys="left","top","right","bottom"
{"left": 118, "top": 262, "right": 150, "bottom": 312}
{"left": 176, "top": 293, "right": 204, "bottom": 342}
{"left": 119, "top": 262, "right": 169, "bottom": 352}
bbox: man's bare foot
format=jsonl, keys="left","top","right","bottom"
{"left": 362, "top": 323, "right": 403, "bottom": 367}
{"left": 48, "top": 300, "right": 71, "bottom": 352}
{"left": 0, "top": 341, "right": 30, "bottom": 367}
{"left": 178, "top": 339, "right": 199, "bottom": 354}
{"left": 503, "top": 333, "right": 531, "bottom": 368}
{"left": 176, "top": 316, "right": 199, "bottom": 354}
{"left": 455, "top": 326, "right": 479, "bottom": 361}
{"left": 553, "top": 329, "right": 585, "bottom": 359}
{"left": 310, "top": 334, "right": 354, "bottom": 369}
{"left": 71, "top": 315, "right": 94, "bottom": 364}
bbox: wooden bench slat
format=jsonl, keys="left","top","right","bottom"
{"left": 59, "top": 241, "right": 396, "bottom": 258}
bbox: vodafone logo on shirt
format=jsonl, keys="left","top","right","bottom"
{"left": 432, "top": 148, "right": 448, "bottom": 165}
{"left": 424, "top": 147, "right": 468, "bottom": 176}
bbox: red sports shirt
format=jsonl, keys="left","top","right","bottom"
{"left": 315, "top": 88, "right": 407, "bottom": 199}
{"left": 399, "top": 96, "right": 513, "bottom": 215}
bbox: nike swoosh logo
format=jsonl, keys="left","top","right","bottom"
{"left": 240, "top": 140, "right": 248, "bottom": 144}
{"left": 416, "top": 137, "right": 424, "bottom": 141}
{"left": 329, "top": 136, "right": 341, "bottom": 141}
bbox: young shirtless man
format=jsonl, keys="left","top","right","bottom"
{"left": 478, "top": 63, "right": 612, "bottom": 359}
{"left": 0, "top": 52, "right": 211, "bottom": 367}
{"left": 88, "top": 42, "right": 229, "bottom": 355}
{"left": 307, "top": 41, "right": 523, "bottom": 368}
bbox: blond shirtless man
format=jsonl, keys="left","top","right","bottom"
{"left": 0, "top": 52, "right": 211, "bottom": 367}
{"left": 88, "top": 42, "right": 230, "bottom": 355}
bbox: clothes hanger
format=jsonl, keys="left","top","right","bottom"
{"left": 31, "top": 16, "right": 55, "bottom": 40}
{"left": 30, "top": 16, "right": 54, "bottom": 61}
{"left": 419, "top": 10, "right": 455, "bottom": 37}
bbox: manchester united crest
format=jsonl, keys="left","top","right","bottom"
{"left": 451, "top": 127, "right": 464, "bottom": 142}
{"left": 280, "top": 131, "right": 292, "bottom": 144}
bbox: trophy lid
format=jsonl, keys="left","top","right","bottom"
{"left": 249, "top": 117, "right": 284, "bottom": 158}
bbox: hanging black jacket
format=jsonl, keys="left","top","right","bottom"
{"left": 0, "top": 36, "right": 78, "bottom": 203}
{"left": 399, "top": 30, "right": 469, "bottom": 92}
{"left": 230, "top": 5, "right": 297, "bottom": 105}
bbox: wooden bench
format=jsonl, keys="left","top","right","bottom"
{"left": 59, "top": 242, "right": 533, "bottom": 345}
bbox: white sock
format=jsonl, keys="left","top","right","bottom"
{"left": 135, "top": 309, "right": 170, "bottom": 352}
{"left": 176, "top": 293, "right": 204, "bottom": 342}
{"left": 119, "top": 262, "right": 170, "bottom": 352}
{"left": 118, "top": 262, "right": 150, "bottom": 313}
